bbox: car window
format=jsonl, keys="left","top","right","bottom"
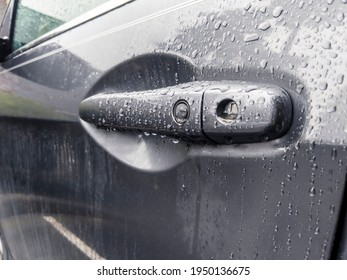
{"left": 12, "top": 0, "right": 109, "bottom": 50}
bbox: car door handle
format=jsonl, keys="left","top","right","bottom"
{"left": 79, "top": 81, "right": 292, "bottom": 144}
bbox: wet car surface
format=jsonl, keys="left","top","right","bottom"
{"left": 0, "top": 0, "right": 347, "bottom": 259}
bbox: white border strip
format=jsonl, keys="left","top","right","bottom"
{"left": 43, "top": 215, "right": 105, "bottom": 260}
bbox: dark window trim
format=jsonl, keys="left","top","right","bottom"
{"left": 0, "top": 0, "right": 18, "bottom": 61}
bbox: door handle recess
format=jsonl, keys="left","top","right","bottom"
{"left": 79, "top": 81, "right": 292, "bottom": 144}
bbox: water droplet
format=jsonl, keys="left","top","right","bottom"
{"left": 337, "top": 13, "right": 345, "bottom": 22}
{"left": 309, "top": 186, "right": 316, "bottom": 197}
{"left": 322, "top": 40, "right": 332, "bottom": 49}
{"left": 293, "top": 162, "right": 298, "bottom": 170}
{"left": 337, "top": 74, "right": 344, "bottom": 84}
{"left": 258, "top": 21, "right": 271, "bottom": 31}
{"left": 318, "top": 81, "right": 328, "bottom": 90}
{"left": 295, "top": 142, "right": 300, "bottom": 150}
{"left": 296, "top": 84, "right": 304, "bottom": 93}
{"left": 311, "top": 163, "right": 318, "bottom": 171}
{"left": 257, "top": 97, "right": 266, "bottom": 104}
{"left": 260, "top": 59, "right": 268, "bottom": 69}
{"left": 214, "top": 20, "right": 222, "bottom": 30}
{"left": 314, "top": 227, "right": 320, "bottom": 235}
{"left": 331, "top": 148, "right": 337, "bottom": 160}
{"left": 327, "top": 106, "right": 336, "bottom": 113}
{"left": 273, "top": 6, "right": 284, "bottom": 18}
{"left": 244, "top": 33, "right": 260, "bottom": 42}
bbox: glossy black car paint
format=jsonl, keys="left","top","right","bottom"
{"left": 0, "top": 0, "right": 347, "bottom": 259}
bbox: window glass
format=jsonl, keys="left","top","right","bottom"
{"left": 12, "top": 0, "right": 109, "bottom": 50}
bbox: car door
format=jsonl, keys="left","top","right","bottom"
{"left": 0, "top": 0, "right": 347, "bottom": 260}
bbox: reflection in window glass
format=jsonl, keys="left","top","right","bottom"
{"left": 12, "top": 0, "right": 109, "bottom": 50}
